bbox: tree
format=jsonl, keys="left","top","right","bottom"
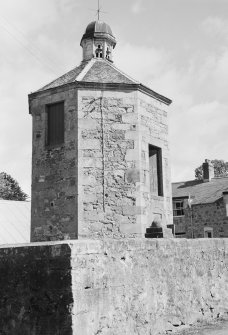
{"left": 0, "top": 172, "right": 28, "bottom": 201}
{"left": 195, "top": 159, "right": 228, "bottom": 180}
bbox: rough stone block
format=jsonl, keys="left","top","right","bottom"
{"left": 78, "top": 119, "right": 98, "bottom": 129}
{"left": 80, "top": 139, "right": 100, "bottom": 150}
{"left": 122, "top": 113, "right": 138, "bottom": 123}
{"left": 125, "top": 149, "right": 137, "bottom": 161}
{"left": 122, "top": 205, "right": 143, "bottom": 215}
{"left": 125, "top": 168, "right": 140, "bottom": 184}
{"left": 125, "top": 130, "right": 138, "bottom": 140}
{"left": 119, "top": 223, "right": 142, "bottom": 235}
{"left": 1, "top": 239, "right": 228, "bottom": 334}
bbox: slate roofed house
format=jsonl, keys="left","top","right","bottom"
{"left": 172, "top": 160, "right": 228, "bottom": 238}
{"left": 0, "top": 200, "right": 30, "bottom": 244}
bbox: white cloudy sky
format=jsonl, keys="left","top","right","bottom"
{"left": 0, "top": 0, "right": 228, "bottom": 197}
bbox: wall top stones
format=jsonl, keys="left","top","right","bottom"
{"left": 2, "top": 237, "right": 228, "bottom": 255}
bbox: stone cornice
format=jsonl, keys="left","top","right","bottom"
{"left": 29, "top": 81, "right": 172, "bottom": 113}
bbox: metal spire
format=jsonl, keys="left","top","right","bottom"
{"left": 97, "top": 0, "right": 101, "bottom": 20}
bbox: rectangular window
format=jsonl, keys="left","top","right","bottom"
{"left": 173, "top": 199, "right": 184, "bottom": 216}
{"left": 47, "top": 102, "right": 64, "bottom": 146}
{"left": 149, "top": 144, "right": 163, "bottom": 196}
{"left": 204, "top": 227, "right": 213, "bottom": 238}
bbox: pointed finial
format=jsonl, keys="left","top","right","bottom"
{"left": 97, "top": 0, "right": 101, "bottom": 20}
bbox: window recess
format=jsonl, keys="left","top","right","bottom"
{"left": 46, "top": 102, "right": 64, "bottom": 147}
{"left": 173, "top": 199, "right": 185, "bottom": 217}
{"left": 149, "top": 144, "right": 163, "bottom": 196}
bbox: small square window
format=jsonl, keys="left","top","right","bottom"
{"left": 46, "top": 102, "right": 64, "bottom": 146}
{"left": 204, "top": 227, "right": 213, "bottom": 238}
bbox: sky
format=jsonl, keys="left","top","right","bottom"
{"left": 0, "top": 0, "right": 228, "bottom": 197}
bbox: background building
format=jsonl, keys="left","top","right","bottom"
{"left": 172, "top": 160, "right": 228, "bottom": 238}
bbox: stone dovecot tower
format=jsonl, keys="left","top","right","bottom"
{"left": 29, "top": 20, "right": 173, "bottom": 242}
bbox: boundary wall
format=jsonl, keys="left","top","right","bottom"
{"left": 0, "top": 239, "right": 228, "bottom": 334}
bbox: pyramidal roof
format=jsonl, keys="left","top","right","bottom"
{"left": 35, "top": 58, "right": 171, "bottom": 104}
{"left": 38, "top": 58, "right": 139, "bottom": 91}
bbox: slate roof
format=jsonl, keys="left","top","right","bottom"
{"left": 38, "top": 59, "right": 138, "bottom": 92}
{"left": 82, "top": 60, "right": 136, "bottom": 84}
{"left": 0, "top": 200, "right": 30, "bottom": 244}
{"left": 38, "top": 61, "right": 90, "bottom": 91}
{"left": 35, "top": 58, "right": 171, "bottom": 105}
{"left": 172, "top": 178, "right": 228, "bottom": 205}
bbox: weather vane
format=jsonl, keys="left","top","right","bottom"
{"left": 97, "top": 0, "right": 101, "bottom": 20}
{"left": 96, "top": 0, "right": 107, "bottom": 20}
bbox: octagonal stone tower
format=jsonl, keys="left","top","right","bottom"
{"left": 29, "top": 20, "right": 173, "bottom": 241}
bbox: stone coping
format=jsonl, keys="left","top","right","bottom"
{"left": 0, "top": 237, "right": 227, "bottom": 253}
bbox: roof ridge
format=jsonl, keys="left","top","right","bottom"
{"left": 75, "top": 59, "right": 96, "bottom": 81}
{"left": 36, "top": 61, "right": 90, "bottom": 92}
{"left": 172, "top": 180, "right": 196, "bottom": 184}
{"left": 104, "top": 59, "right": 140, "bottom": 84}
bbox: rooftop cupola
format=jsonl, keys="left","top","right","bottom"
{"left": 80, "top": 20, "right": 116, "bottom": 62}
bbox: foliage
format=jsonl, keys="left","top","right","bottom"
{"left": 195, "top": 159, "right": 228, "bottom": 180}
{"left": 0, "top": 172, "right": 28, "bottom": 201}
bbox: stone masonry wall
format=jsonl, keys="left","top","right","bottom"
{"left": 78, "top": 91, "right": 141, "bottom": 238}
{"left": 71, "top": 238, "right": 228, "bottom": 334}
{"left": 30, "top": 86, "right": 172, "bottom": 241}
{"left": 1, "top": 239, "right": 228, "bottom": 335}
{"left": 174, "top": 199, "right": 228, "bottom": 238}
{"left": 78, "top": 89, "right": 172, "bottom": 238}
{"left": 30, "top": 87, "right": 78, "bottom": 242}
{"left": 0, "top": 243, "right": 73, "bottom": 335}
{"left": 138, "top": 92, "right": 172, "bottom": 234}
{"left": 187, "top": 200, "right": 227, "bottom": 238}
{"left": 78, "top": 90, "right": 140, "bottom": 238}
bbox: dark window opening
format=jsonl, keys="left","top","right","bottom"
{"left": 47, "top": 102, "right": 64, "bottom": 146}
{"left": 106, "top": 47, "right": 111, "bottom": 60}
{"left": 204, "top": 228, "right": 213, "bottom": 238}
{"left": 95, "top": 45, "right": 103, "bottom": 58}
{"left": 173, "top": 199, "right": 184, "bottom": 216}
{"left": 149, "top": 144, "right": 163, "bottom": 196}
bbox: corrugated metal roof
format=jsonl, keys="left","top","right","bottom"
{"left": 0, "top": 200, "right": 30, "bottom": 245}
{"left": 172, "top": 177, "right": 228, "bottom": 204}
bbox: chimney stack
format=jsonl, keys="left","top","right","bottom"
{"left": 203, "top": 159, "right": 214, "bottom": 182}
